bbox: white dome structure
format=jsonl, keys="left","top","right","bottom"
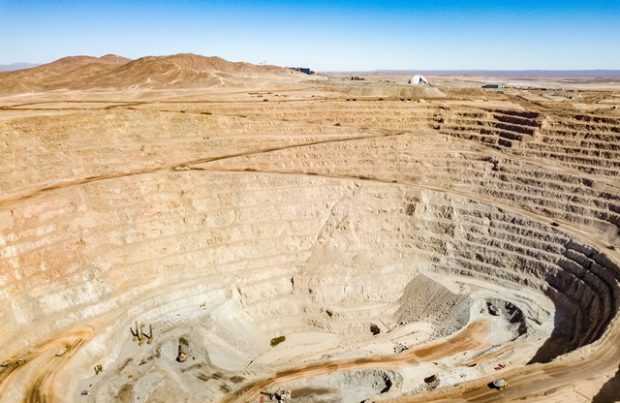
{"left": 409, "top": 74, "right": 430, "bottom": 86}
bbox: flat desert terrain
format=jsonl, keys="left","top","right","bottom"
{"left": 0, "top": 55, "right": 619, "bottom": 403}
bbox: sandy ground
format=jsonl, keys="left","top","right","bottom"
{"left": 0, "top": 74, "right": 619, "bottom": 403}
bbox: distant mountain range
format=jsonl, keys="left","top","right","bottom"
{"left": 0, "top": 53, "right": 301, "bottom": 94}
{"left": 371, "top": 70, "right": 620, "bottom": 79}
{"left": 0, "top": 63, "right": 39, "bottom": 72}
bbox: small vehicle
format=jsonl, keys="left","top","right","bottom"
{"left": 260, "top": 390, "right": 291, "bottom": 402}
{"left": 491, "top": 379, "right": 508, "bottom": 391}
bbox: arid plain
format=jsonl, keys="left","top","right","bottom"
{"left": 0, "top": 54, "right": 619, "bottom": 403}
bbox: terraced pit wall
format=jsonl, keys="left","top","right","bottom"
{"left": 0, "top": 96, "right": 619, "bottom": 402}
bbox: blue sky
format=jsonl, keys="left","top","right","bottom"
{"left": 1, "top": 0, "right": 619, "bottom": 70}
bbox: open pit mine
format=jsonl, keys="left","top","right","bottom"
{"left": 0, "top": 54, "right": 619, "bottom": 403}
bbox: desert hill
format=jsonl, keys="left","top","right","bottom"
{"left": 0, "top": 53, "right": 299, "bottom": 94}
{"left": 0, "top": 54, "right": 129, "bottom": 93}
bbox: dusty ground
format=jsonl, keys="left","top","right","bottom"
{"left": 0, "top": 72, "right": 619, "bottom": 403}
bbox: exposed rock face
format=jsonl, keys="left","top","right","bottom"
{"left": 0, "top": 81, "right": 619, "bottom": 403}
